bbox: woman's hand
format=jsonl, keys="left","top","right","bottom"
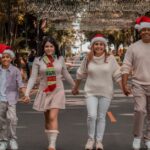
{"left": 72, "top": 86, "right": 79, "bottom": 95}
{"left": 22, "top": 96, "right": 30, "bottom": 104}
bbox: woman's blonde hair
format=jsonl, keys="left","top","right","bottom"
{"left": 86, "top": 44, "right": 109, "bottom": 66}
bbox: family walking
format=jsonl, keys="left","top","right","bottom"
{"left": 0, "top": 15, "right": 150, "bottom": 150}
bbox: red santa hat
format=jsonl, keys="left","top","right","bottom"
{"left": 89, "top": 34, "right": 108, "bottom": 49}
{"left": 135, "top": 16, "right": 150, "bottom": 31}
{"left": 0, "top": 44, "right": 15, "bottom": 58}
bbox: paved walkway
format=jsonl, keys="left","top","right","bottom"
{"left": 16, "top": 85, "right": 140, "bottom": 150}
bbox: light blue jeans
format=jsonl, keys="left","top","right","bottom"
{"left": 86, "top": 96, "right": 111, "bottom": 141}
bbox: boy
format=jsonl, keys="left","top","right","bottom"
{"left": 0, "top": 49, "right": 25, "bottom": 150}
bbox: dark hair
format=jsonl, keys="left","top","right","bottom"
{"left": 37, "top": 36, "right": 61, "bottom": 58}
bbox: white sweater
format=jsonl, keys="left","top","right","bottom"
{"left": 121, "top": 40, "right": 150, "bottom": 85}
{"left": 77, "top": 54, "right": 121, "bottom": 99}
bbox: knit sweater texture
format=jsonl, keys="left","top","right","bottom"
{"left": 121, "top": 40, "right": 150, "bottom": 85}
{"left": 77, "top": 54, "right": 121, "bottom": 99}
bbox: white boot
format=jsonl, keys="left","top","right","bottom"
{"left": 132, "top": 138, "right": 141, "bottom": 150}
{"left": 45, "top": 130, "right": 59, "bottom": 150}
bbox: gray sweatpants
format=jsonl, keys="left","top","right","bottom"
{"left": 0, "top": 102, "right": 18, "bottom": 141}
{"left": 132, "top": 83, "right": 150, "bottom": 140}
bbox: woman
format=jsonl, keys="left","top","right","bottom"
{"left": 72, "top": 34, "right": 122, "bottom": 150}
{"left": 23, "top": 36, "right": 75, "bottom": 150}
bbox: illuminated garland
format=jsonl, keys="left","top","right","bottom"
{"left": 25, "top": 0, "right": 150, "bottom": 30}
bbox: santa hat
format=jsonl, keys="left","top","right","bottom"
{"left": 0, "top": 44, "right": 11, "bottom": 53}
{"left": 135, "top": 16, "right": 150, "bottom": 30}
{"left": 89, "top": 34, "right": 108, "bottom": 49}
{"left": 3, "top": 49, "right": 15, "bottom": 58}
{"left": 0, "top": 44, "right": 15, "bottom": 58}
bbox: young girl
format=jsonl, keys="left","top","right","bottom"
{"left": 72, "top": 34, "right": 122, "bottom": 150}
{"left": 23, "top": 36, "right": 75, "bottom": 150}
{"left": 0, "top": 49, "right": 25, "bottom": 150}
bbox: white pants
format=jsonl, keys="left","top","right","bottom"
{"left": 0, "top": 102, "right": 18, "bottom": 141}
{"left": 86, "top": 96, "right": 111, "bottom": 141}
{"left": 7, "top": 104, "right": 18, "bottom": 140}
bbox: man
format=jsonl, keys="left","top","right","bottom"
{"left": 122, "top": 16, "right": 150, "bottom": 150}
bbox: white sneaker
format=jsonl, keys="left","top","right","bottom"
{"left": 0, "top": 141, "right": 7, "bottom": 150}
{"left": 96, "top": 141, "right": 103, "bottom": 150}
{"left": 145, "top": 140, "right": 150, "bottom": 150}
{"left": 85, "top": 138, "right": 95, "bottom": 150}
{"left": 9, "top": 139, "right": 18, "bottom": 150}
{"left": 132, "top": 138, "right": 141, "bottom": 150}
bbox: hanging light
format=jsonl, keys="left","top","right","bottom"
{"left": 25, "top": 0, "right": 150, "bottom": 30}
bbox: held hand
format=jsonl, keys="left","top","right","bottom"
{"left": 22, "top": 96, "right": 30, "bottom": 104}
{"left": 72, "top": 87, "right": 79, "bottom": 95}
{"left": 123, "top": 85, "right": 131, "bottom": 96}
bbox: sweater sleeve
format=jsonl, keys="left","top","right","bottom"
{"left": 16, "top": 68, "right": 25, "bottom": 88}
{"left": 76, "top": 56, "right": 88, "bottom": 79}
{"left": 61, "top": 57, "right": 75, "bottom": 87}
{"left": 25, "top": 57, "right": 39, "bottom": 96}
{"left": 121, "top": 45, "right": 133, "bottom": 74}
{"left": 111, "top": 55, "right": 122, "bottom": 82}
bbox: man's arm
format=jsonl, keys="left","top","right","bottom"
{"left": 122, "top": 73, "right": 131, "bottom": 96}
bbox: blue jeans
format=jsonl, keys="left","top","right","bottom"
{"left": 86, "top": 96, "right": 111, "bottom": 141}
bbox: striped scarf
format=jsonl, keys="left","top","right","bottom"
{"left": 43, "top": 55, "right": 56, "bottom": 93}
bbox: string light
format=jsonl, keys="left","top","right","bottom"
{"left": 25, "top": 0, "right": 150, "bottom": 30}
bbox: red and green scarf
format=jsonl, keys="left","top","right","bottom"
{"left": 43, "top": 55, "right": 56, "bottom": 93}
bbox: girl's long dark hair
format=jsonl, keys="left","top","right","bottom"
{"left": 37, "top": 36, "right": 61, "bottom": 58}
